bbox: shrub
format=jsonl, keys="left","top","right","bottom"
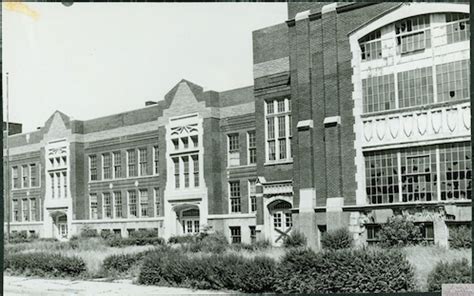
{"left": 321, "top": 228, "right": 352, "bottom": 250}
{"left": 130, "top": 229, "right": 158, "bottom": 239}
{"left": 100, "top": 229, "right": 114, "bottom": 240}
{"left": 168, "top": 234, "right": 196, "bottom": 244}
{"left": 5, "top": 252, "right": 86, "bottom": 277}
{"left": 138, "top": 249, "right": 278, "bottom": 293}
{"left": 102, "top": 248, "right": 159, "bottom": 274}
{"left": 80, "top": 226, "right": 99, "bottom": 238}
{"left": 427, "top": 258, "right": 471, "bottom": 291}
{"left": 449, "top": 225, "right": 472, "bottom": 249}
{"left": 273, "top": 247, "right": 415, "bottom": 293}
{"left": 179, "top": 232, "right": 228, "bottom": 253}
{"left": 8, "top": 231, "right": 31, "bottom": 244}
{"left": 378, "top": 215, "right": 423, "bottom": 247}
{"left": 283, "top": 231, "right": 307, "bottom": 248}
{"left": 106, "top": 237, "right": 165, "bottom": 247}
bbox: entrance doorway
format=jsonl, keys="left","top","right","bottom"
{"left": 180, "top": 208, "right": 200, "bottom": 234}
{"left": 55, "top": 214, "right": 68, "bottom": 240}
{"left": 269, "top": 200, "right": 292, "bottom": 246}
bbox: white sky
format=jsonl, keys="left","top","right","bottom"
{"left": 2, "top": 3, "right": 286, "bottom": 132}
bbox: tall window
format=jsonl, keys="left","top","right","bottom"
{"left": 365, "top": 150, "right": 399, "bottom": 204}
{"left": 22, "top": 165, "right": 29, "bottom": 188}
{"left": 128, "top": 190, "right": 137, "bottom": 218}
{"left": 229, "top": 181, "right": 241, "bottom": 213}
{"left": 183, "top": 156, "right": 190, "bottom": 188}
{"left": 103, "top": 192, "right": 112, "bottom": 219}
{"left": 12, "top": 200, "right": 19, "bottom": 222}
{"left": 56, "top": 173, "right": 61, "bottom": 198}
{"left": 90, "top": 194, "right": 98, "bottom": 219}
{"left": 63, "top": 172, "right": 67, "bottom": 197}
{"left": 30, "top": 164, "right": 37, "bottom": 187}
{"left": 230, "top": 226, "right": 241, "bottom": 244}
{"left": 265, "top": 98, "right": 291, "bottom": 162}
{"left": 228, "top": 133, "right": 240, "bottom": 166}
{"left": 440, "top": 142, "right": 471, "bottom": 200}
{"left": 139, "top": 189, "right": 148, "bottom": 217}
{"left": 192, "top": 155, "right": 199, "bottom": 187}
{"left": 360, "top": 29, "right": 382, "bottom": 61}
{"left": 22, "top": 199, "right": 29, "bottom": 221}
{"left": 436, "top": 59, "right": 470, "bottom": 102}
{"left": 89, "top": 155, "right": 98, "bottom": 181}
{"left": 401, "top": 147, "right": 436, "bottom": 202}
{"left": 12, "top": 166, "right": 20, "bottom": 189}
{"left": 173, "top": 157, "right": 180, "bottom": 188}
{"left": 113, "top": 151, "right": 122, "bottom": 178}
{"left": 30, "top": 198, "right": 36, "bottom": 221}
{"left": 114, "top": 191, "right": 122, "bottom": 218}
{"left": 102, "top": 153, "right": 112, "bottom": 179}
{"left": 153, "top": 145, "right": 159, "bottom": 175}
{"left": 395, "top": 15, "right": 431, "bottom": 54}
{"left": 362, "top": 74, "right": 395, "bottom": 113}
{"left": 50, "top": 173, "right": 55, "bottom": 198}
{"left": 154, "top": 188, "right": 160, "bottom": 216}
{"left": 139, "top": 148, "right": 147, "bottom": 176}
{"left": 285, "top": 212, "right": 293, "bottom": 228}
{"left": 248, "top": 131, "right": 257, "bottom": 164}
{"left": 249, "top": 179, "right": 257, "bottom": 213}
{"left": 127, "top": 149, "right": 137, "bottom": 177}
{"left": 250, "top": 226, "right": 256, "bottom": 244}
{"left": 398, "top": 66, "right": 434, "bottom": 108}
{"left": 445, "top": 13, "right": 470, "bottom": 44}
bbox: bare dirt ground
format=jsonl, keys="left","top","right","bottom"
{"left": 4, "top": 276, "right": 236, "bottom": 296}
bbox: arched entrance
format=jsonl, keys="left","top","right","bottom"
{"left": 50, "top": 210, "right": 68, "bottom": 240}
{"left": 268, "top": 200, "right": 292, "bottom": 246}
{"left": 172, "top": 204, "right": 200, "bottom": 235}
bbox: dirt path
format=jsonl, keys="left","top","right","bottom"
{"left": 4, "top": 276, "right": 236, "bottom": 295}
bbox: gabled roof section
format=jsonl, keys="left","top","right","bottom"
{"left": 43, "top": 110, "right": 71, "bottom": 134}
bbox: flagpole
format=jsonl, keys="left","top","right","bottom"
{"left": 5, "top": 72, "right": 10, "bottom": 240}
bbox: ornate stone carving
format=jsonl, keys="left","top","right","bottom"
{"left": 376, "top": 118, "right": 386, "bottom": 140}
{"left": 462, "top": 106, "right": 470, "bottom": 130}
{"left": 446, "top": 107, "right": 458, "bottom": 132}
{"left": 363, "top": 120, "right": 373, "bottom": 142}
{"left": 48, "top": 147, "right": 67, "bottom": 156}
{"left": 416, "top": 111, "right": 428, "bottom": 135}
{"left": 170, "top": 124, "right": 198, "bottom": 136}
{"left": 431, "top": 109, "right": 442, "bottom": 134}
{"left": 388, "top": 116, "right": 399, "bottom": 138}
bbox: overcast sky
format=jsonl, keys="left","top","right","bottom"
{"left": 3, "top": 3, "right": 286, "bottom": 133}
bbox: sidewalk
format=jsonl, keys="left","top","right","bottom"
{"left": 4, "top": 276, "right": 236, "bottom": 295}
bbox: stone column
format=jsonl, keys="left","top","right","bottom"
{"left": 433, "top": 218, "right": 449, "bottom": 248}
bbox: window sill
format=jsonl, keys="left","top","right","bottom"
{"left": 89, "top": 174, "right": 160, "bottom": 184}
{"left": 227, "top": 164, "right": 257, "bottom": 170}
{"left": 264, "top": 159, "right": 293, "bottom": 166}
{"left": 11, "top": 186, "right": 41, "bottom": 191}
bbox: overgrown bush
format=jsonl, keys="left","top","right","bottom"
{"left": 273, "top": 247, "right": 415, "bottom": 293}
{"left": 80, "top": 226, "right": 99, "bottom": 238}
{"left": 283, "top": 231, "right": 307, "bottom": 248}
{"left": 106, "top": 237, "right": 165, "bottom": 247}
{"left": 102, "top": 248, "right": 160, "bottom": 274}
{"left": 179, "top": 232, "right": 229, "bottom": 253}
{"left": 5, "top": 252, "right": 86, "bottom": 277}
{"left": 100, "top": 229, "right": 114, "bottom": 240}
{"left": 378, "top": 215, "right": 423, "bottom": 247}
{"left": 231, "top": 240, "right": 271, "bottom": 252}
{"left": 8, "top": 231, "right": 31, "bottom": 244}
{"left": 168, "top": 234, "right": 196, "bottom": 244}
{"left": 427, "top": 258, "right": 471, "bottom": 291}
{"left": 449, "top": 225, "right": 472, "bottom": 249}
{"left": 321, "top": 228, "right": 352, "bottom": 250}
{"left": 138, "top": 249, "right": 277, "bottom": 293}
{"left": 129, "top": 229, "right": 158, "bottom": 238}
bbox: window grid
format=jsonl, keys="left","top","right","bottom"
{"left": 12, "top": 200, "right": 19, "bottom": 222}
{"left": 250, "top": 226, "right": 256, "bottom": 244}
{"left": 113, "top": 151, "right": 121, "bottom": 178}
{"left": 398, "top": 66, "right": 434, "bottom": 109}
{"left": 248, "top": 131, "right": 257, "bottom": 164}
{"left": 30, "top": 164, "right": 37, "bottom": 187}
{"left": 228, "top": 134, "right": 239, "bottom": 151}
{"left": 22, "top": 165, "right": 29, "bottom": 188}
{"left": 103, "top": 153, "right": 112, "bottom": 180}
{"left": 154, "top": 188, "right": 160, "bottom": 216}
{"left": 401, "top": 147, "right": 437, "bottom": 202}
{"left": 285, "top": 212, "right": 292, "bottom": 228}
{"left": 90, "top": 194, "right": 98, "bottom": 219}
{"left": 114, "top": 191, "right": 122, "bottom": 218}
{"left": 273, "top": 213, "right": 282, "bottom": 228}
{"left": 266, "top": 98, "right": 291, "bottom": 162}
{"left": 436, "top": 59, "right": 470, "bottom": 102}
{"left": 30, "top": 198, "right": 36, "bottom": 221}
{"left": 22, "top": 199, "right": 29, "bottom": 222}
{"left": 139, "top": 148, "right": 147, "bottom": 176}
{"left": 63, "top": 172, "right": 67, "bottom": 197}
{"left": 103, "top": 192, "right": 112, "bottom": 219}
{"left": 365, "top": 150, "right": 399, "bottom": 204}
{"left": 153, "top": 146, "right": 159, "bottom": 175}
{"left": 192, "top": 155, "right": 199, "bottom": 187}
{"left": 439, "top": 142, "right": 471, "bottom": 201}
{"left": 445, "top": 13, "right": 470, "bottom": 44}
{"left": 230, "top": 227, "right": 241, "bottom": 244}
{"left": 362, "top": 74, "right": 395, "bottom": 113}
{"left": 395, "top": 15, "right": 431, "bottom": 54}
{"left": 128, "top": 190, "right": 137, "bottom": 218}
{"left": 127, "top": 149, "right": 137, "bottom": 177}
{"left": 230, "top": 181, "right": 241, "bottom": 213}
{"left": 360, "top": 30, "right": 382, "bottom": 61}
{"left": 12, "top": 166, "right": 20, "bottom": 189}
{"left": 139, "top": 189, "right": 148, "bottom": 217}
{"left": 183, "top": 156, "right": 189, "bottom": 188}
{"left": 173, "top": 158, "right": 180, "bottom": 189}
{"left": 89, "top": 155, "right": 98, "bottom": 181}
{"left": 56, "top": 173, "right": 61, "bottom": 198}
{"left": 249, "top": 180, "right": 257, "bottom": 213}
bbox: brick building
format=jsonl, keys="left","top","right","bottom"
{"left": 4, "top": 2, "right": 470, "bottom": 248}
